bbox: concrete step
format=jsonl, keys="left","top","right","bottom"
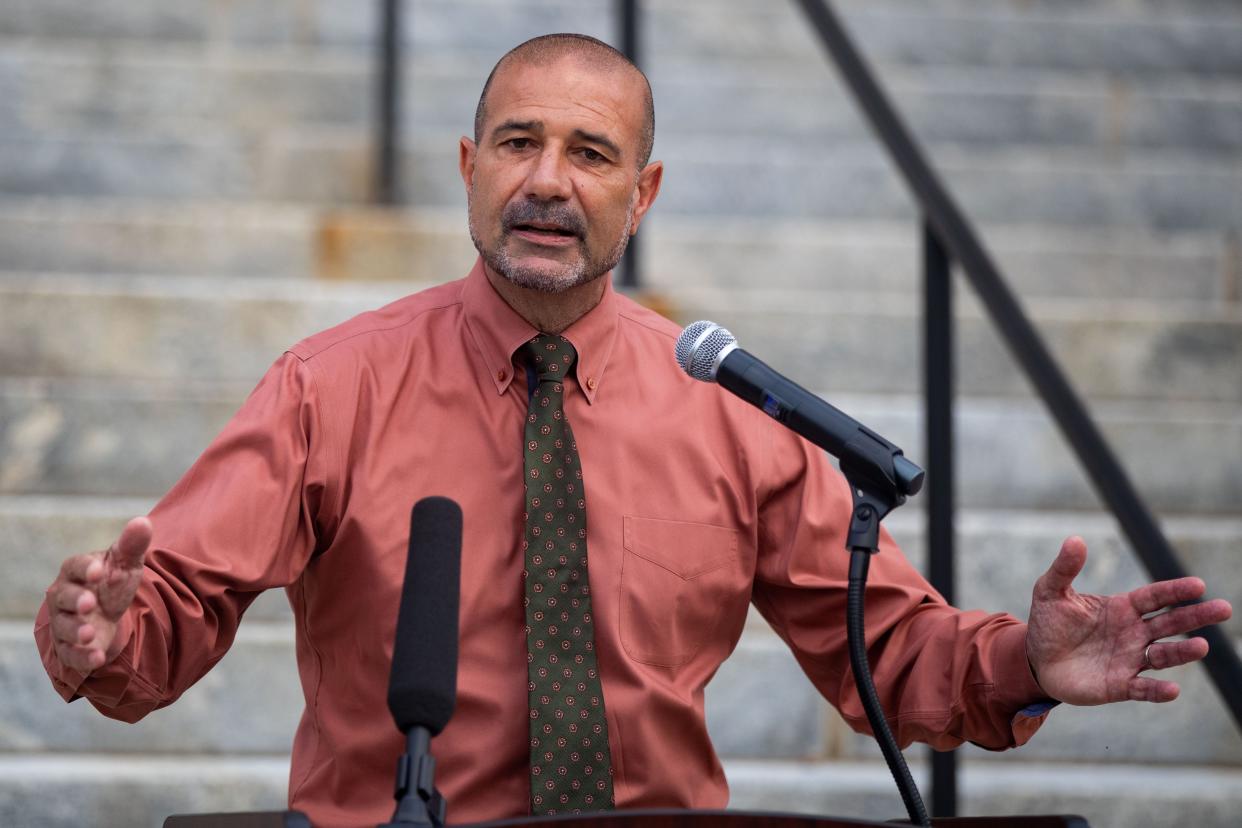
{"left": 0, "top": 199, "right": 319, "bottom": 279}
{"left": 709, "top": 510, "right": 1242, "bottom": 766}
{"left": 680, "top": 288, "right": 1242, "bottom": 404}
{"left": 5, "top": 514, "right": 1240, "bottom": 764}
{"left": 3, "top": 129, "right": 1238, "bottom": 231}
{"left": 662, "top": 2, "right": 1242, "bottom": 78}
{"left": 0, "top": 375, "right": 1238, "bottom": 510}
{"left": 2, "top": 203, "right": 1235, "bottom": 306}
{"left": 0, "top": 201, "right": 476, "bottom": 280}
{"left": 6, "top": 496, "right": 1236, "bottom": 634}
{"left": 0, "top": 274, "right": 423, "bottom": 384}
{"left": 0, "top": 494, "right": 292, "bottom": 622}
{"left": 710, "top": 610, "right": 1242, "bottom": 767}
{"left": 0, "top": 39, "right": 376, "bottom": 142}
{"left": 5, "top": 41, "right": 1241, "bottom": 155}
{"left": 0, "top": 0, "right": 606, "bottom": 52}
{"left": 645, "top": 218, "right": 1240, "bottom": 305}
{"left": 4, "top": 275, "right": 1240, "bottom": 404}
{"left": 724, "top": 759, "right": 1242, "bottom": 828}
{"left": 653, "top": 61, "right": 1242, "bottom": 155}
{"left": 4, "top": 601, "right": 1238, "bottom": 765}
{"left": 881, "top": 508, "right": 1242, "bottom": 640}
{"left": 0, "top": 377, "right": 247, "bottom": 499}
{"left": 0, "top": 131, "right": 262, "bottom": 201}
{"left": 0, "top": 753, "right": 1239, "bottom": 828}
{"left": 0, "top": 753, "right": 291, "bottom": 828}
{"left": 0, "top": 621, "right": 301, "bottom": 756}
{"left": 3, "top": 0, "right": 1241, "bottom": 77}
{"left": 650, "top": 141, "right": 1242, "bottom": 230}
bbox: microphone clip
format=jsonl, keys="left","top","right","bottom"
{"left": 840, "top": 457, "right": 905, "bottom": 554}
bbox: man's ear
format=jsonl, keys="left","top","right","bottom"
{"left": 629, "top": 160, "right": 664, "bottom": 236}
{"left": 459, "top": 136, "right": 478, "bottom": 194}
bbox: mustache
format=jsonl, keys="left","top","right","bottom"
{"left": 501, "top": 201, "right": 587, "bottom": 239}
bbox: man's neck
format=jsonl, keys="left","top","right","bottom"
{"left": 483, "top": 265, "right": 609, "bottom": 334}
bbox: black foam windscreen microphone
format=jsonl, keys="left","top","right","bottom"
{"left": 676, "top": 321, "right": 924, "bottom": 501}
{"left": 387, "top": 496, "right": 463, "bottom": 736}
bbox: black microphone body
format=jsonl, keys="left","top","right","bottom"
{"left": 387, "top": 497, "right": 462, "bottom": 735}
{"left": 679, "top": 323, "right": 923, "bottom": 502}
{"left": 678, "top": 322, "right": 931, "bottom": 825}
{"left": 381, "top": 496, "right": 463, "bottom": 828}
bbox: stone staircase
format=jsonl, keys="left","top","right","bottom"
{"left": 1, "top": 1, "right": 1240, "bottom": 826}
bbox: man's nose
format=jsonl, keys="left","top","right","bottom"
{"left": 524, "top": 147, "right": 572, "bottom": 201}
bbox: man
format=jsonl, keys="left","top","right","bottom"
{"left": 37, "top": 33, "right": 1231, "bottom": 828}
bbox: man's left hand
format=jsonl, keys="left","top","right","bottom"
{"left": 1026, "top": 536, "right": 1233, "bottom": 705}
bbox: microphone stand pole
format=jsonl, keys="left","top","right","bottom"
{"left": 379, "top": 725, "right": 446, "bottom": 827}
{"left": 840, "top": 460, "right": 931, "bottom": 828}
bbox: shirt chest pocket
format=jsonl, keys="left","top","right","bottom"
{"left": 619, "top": 516, "right": 743, "bottom": 667}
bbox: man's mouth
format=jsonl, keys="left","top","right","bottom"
{"left": 509, "top": 222, "right": 581, "bottom": 247}
{"left": 512, "top": 222, "right": 578, "bottom": 238}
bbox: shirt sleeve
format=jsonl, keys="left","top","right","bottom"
{"left": 750, "top": 423, "right": 1052, "bottom": 751}
{"left": 33, "top": 352, "right": 336, "bottom": 722}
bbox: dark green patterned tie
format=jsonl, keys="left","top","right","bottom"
{"left": 519, "top": 334, "right": 615, "bottom": 815}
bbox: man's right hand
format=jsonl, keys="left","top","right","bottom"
{"left": 46, "top": 517, "right": 152, "bottom": 672}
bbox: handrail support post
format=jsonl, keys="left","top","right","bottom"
{"left": 617, "top": 0, "right": 643, "bottom": 290}
{"left": 923, "top": 221, "right": 958, "bottom": 817}
{"left": 374, "top": 0, "right": 404, "bottom": 205}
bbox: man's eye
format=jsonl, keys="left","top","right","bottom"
{"left": 506, "top": 138, "right": 532, "bottom": 150}
{"left": 580, "top": 148, "right": 606, "bottom": 163}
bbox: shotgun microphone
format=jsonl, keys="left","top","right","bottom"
{"left": 381, "top": 496, "right": 462, "bottom": 827}
{"left": 388, "top": 496, "right": 462, "bottom": 734}
{"left": 675, "top": 321, "right": 923, "bottom": 501}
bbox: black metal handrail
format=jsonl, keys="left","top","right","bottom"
{"left": 793, "top": 0, "right": 1242, "bottom": 815}
{"left": 922, "top": 222, "right": 957, "bottom": 817}
{"left": 617, "top": 0, "right": 644, "bottom": 290}
{"left": 373, "top": 0, "right": 404, "bottom": 205}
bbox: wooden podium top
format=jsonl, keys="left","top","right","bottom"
{"left": 166, "top": 808, "right": 1090, "bottom": 828}
{"left": 465, "top": 810, "right": 879, "bottom": 827}
{"left": 463, "top": 808, "right": 1089, "bottom": 827}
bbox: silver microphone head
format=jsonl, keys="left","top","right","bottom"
{"left": 675, "top": 320, "right": 737, "bottom": 383}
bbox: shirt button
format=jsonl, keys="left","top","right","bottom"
{"left": 586, "top": 377, "right": 598, "bottom": 391}
{"left": 497, "top": 370, "right": 507, "bottom": 382}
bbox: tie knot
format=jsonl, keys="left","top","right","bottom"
{"left": 521, "top": 334, "right": 577, "bottom": 382}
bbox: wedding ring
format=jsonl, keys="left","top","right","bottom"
{"left": 1142, "top": 643, "right": 1154, "bottom": 671}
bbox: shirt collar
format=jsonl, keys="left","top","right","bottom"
{"left": 462, "top": 257, "right": 618, "bottom": 405}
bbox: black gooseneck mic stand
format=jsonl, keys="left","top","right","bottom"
{"left": 673, "top": 319, "right": 932, "bottom": 826}
{"left": 840, "top": 451, "right": 930, "bottom": 828}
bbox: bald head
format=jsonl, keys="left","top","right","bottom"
{"left": 474, "top": 33, "right": 656, "bottom": 170}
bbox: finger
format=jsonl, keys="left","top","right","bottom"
{"left": 1146, "top": 598, "right": 1233, "bottom": 640}
{"left": 50, "top": 612, "right": 96, "bottom": 646}
{"left": 1146, "top": 637, "right": 1210, "bottom": 671}
{"left": 1128, "top": 676, "right": 1180, "bottom": 703}
{"left": 55, "top": 641, "right": 107, "bottom": 672}
{"left": 49, "top": 583, "right": 98, "bottom": 614}
{"left": 106, "top": 516, "right": 153, "bottom": 572}
{"left": 1033, "top": 536, "right": 1088, "bottom": 599}
{"left": 57, "top": 553, "right": 105, "bottom": 585}
{"left": 1130, "top": 576, "right": 1207, "bottom": 616}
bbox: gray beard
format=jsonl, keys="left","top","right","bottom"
{"left": 468, "top": 200, "right": 636, "bottom": 294}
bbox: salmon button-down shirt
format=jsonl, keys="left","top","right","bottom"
{"left": 36, "top": 258, "right": 1048, "bottom": 827}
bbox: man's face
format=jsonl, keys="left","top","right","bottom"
{"left": 460, "top": 56, "right": 661, "bottom": 293}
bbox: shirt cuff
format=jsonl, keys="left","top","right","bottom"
{"left": 34, "top": 600, "right": 142, "bottom": 706}
{"left": 995, "top": 623, "right": 1048, "bottom": 703}
{"left": 34, "top": 601, "right": 89, "bottom": 700}
{"left": 992, "top": 622, "right": 1059, "bottom": 744}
